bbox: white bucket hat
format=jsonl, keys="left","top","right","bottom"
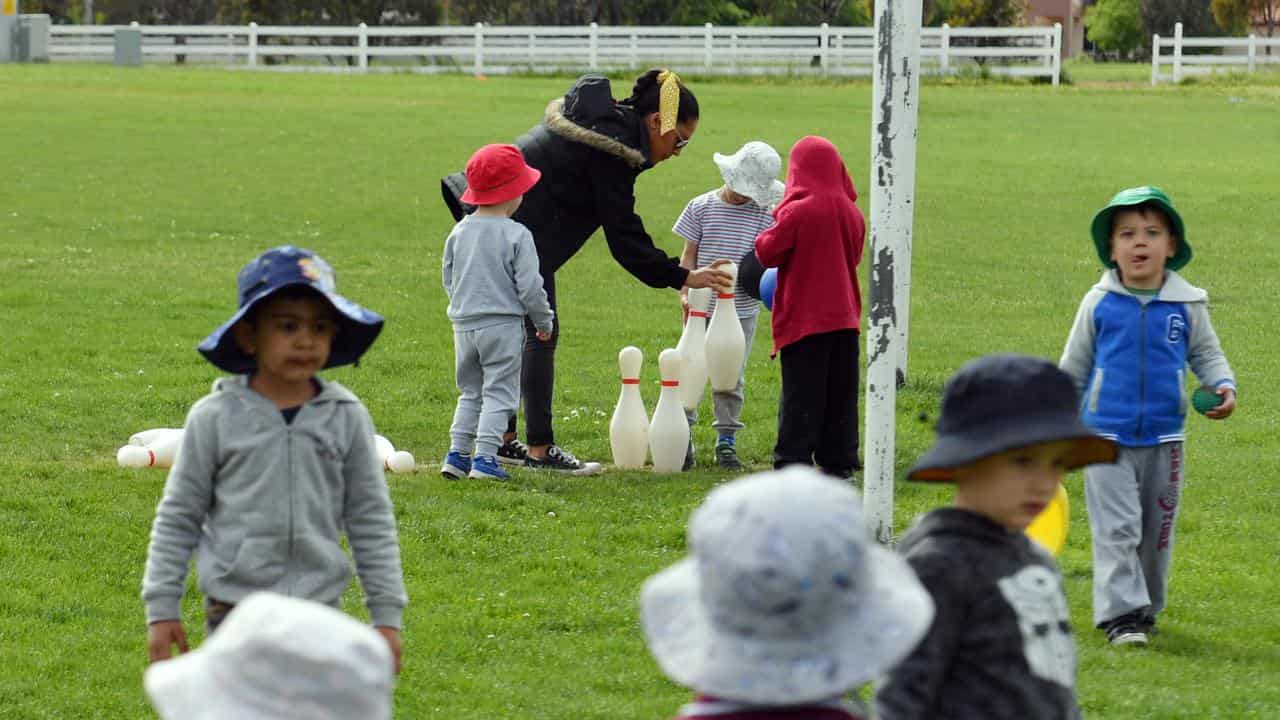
{"left": 144, "top": 593, "right": 394, "bottom": 720}
{"left": 641, "top": 466, "right": 935, "bottom": 705}
{"left": 714, "top": 141, "right": 786, "bottom": 209}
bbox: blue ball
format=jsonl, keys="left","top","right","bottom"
{"left": 760, "top": 268, "right": 777, "bottom": 312}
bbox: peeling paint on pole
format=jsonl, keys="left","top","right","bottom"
{"left": 865, "top": 0, "right": 922, "bottom": 545}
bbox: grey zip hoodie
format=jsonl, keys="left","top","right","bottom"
{"left": 442, "top": 214, "right": 555, "bottom": 332}
{"left": 142, "top": 376, "right": 407, "bottom": 628}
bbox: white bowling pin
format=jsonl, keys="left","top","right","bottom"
{"left": 649, "top": 348, "right": 691, "bottom": 473}
{"left": 128, "top": 427, "right": 182, "bottom": 447}
{"left": 119, "top": 428, "right": 184, "bottom": 468}
{"left": 705, "top": 262, "right": 746, "bottom": 392}
{"left": 374, "top": 434, "right": 416, "bottom": 474}
{"left": 677, "top": 287, "right": 711, "bottom": 413}
{"left": 610, "top": 346, "right": 649, "bottom": 469}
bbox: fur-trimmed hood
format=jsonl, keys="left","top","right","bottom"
{"left": 543, "top": 97, "right": 648, "bottom": 169}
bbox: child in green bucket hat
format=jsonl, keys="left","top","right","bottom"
{"left": 1060, "top": 185, "right": 1237, "bottom": 646}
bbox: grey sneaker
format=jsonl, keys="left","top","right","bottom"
{"left": 715, "top": 440, "right": 743, "bottom": 471}
{"left": 525, "top": 445, "right": 603, "bottom": 476}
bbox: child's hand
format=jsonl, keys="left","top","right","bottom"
{"left": 679, "top": 288, "right": 690, "bottom": 314}
{"left": 147, "top": 620, "right": 189, "bottom": 663}
{"left": 375, "top": 626, "right": 403, "bottom": 674}
{"left": 535, "top": 329, "right": 552, "bottom": 342}
{"left": 1206, "top": 387, "right": 1236, "bottom": 420}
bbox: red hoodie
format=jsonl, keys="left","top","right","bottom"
{"left": 754, "top": 136, "right": 865, "bottom": 355}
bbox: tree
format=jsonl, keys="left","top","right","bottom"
{"left": 944, "top": 0, "right": 1028, "bottom": 26}
{"left": 1085, "top": 0, "right": 1144, "bottom": 53}
{"left": 1142, "top": 0, "right": 1219, "bottom": 37}
{"left": 1211, "top": 0, "right": 1277, "bottom": 36}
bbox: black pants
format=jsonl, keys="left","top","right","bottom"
{"left": 774, "top": 329, "right": 860, "bottom": 478}
{"left": 506, "top": 272, "right": 559, "bottom": 447}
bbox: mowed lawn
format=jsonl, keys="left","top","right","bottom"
{"left": 1, "top": 65, "right": 1278, "bottom": 719}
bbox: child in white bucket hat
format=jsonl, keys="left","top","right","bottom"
{"left": 144, "top": 592, "right": 395, "bottom": 720}
{"left": 641, "top": 466, "right": 934, "bottom": 719}
{"left": 672, "top": 141, "right": 786, "bottom": 471}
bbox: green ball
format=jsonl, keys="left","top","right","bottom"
{"left": 1192, "top": 387, "right": 1223, "bottom": 414}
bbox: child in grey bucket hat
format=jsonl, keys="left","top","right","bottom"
{"left": 145, "top": 592, "right": 394, "bottom": 720}
{"left": 641, "top": 466, "right": 934, "bottom": 719}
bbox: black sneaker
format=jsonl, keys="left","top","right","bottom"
{"left": 682, "top": 438, "right": 695, "bottom": 471}
{"left": 1103, "top": 613, "right": 1149, "bottom": 646}
{"left": 525, "top": 445, "right": 603, "bottom": 476}
{"left": 1138, "top": 614, "right": 1159, "bottom": 636}
{"left": 715, "top": 440, "right": 743, "bottom": 471}
{"left": 497, "top": 438, "right": 529, "bottom": 466}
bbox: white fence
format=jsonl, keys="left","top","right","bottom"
{"left": 1152, "top": 22, "right": 1280, "bottom": 84}
{"left": 47, "top": 22, "right": 1063, "bottom": 84}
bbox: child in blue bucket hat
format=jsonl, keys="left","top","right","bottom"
{"left": 143, "top": 246, "right": 407, "bottom": 673}
{"left": 641, "top": 465, "right": 935, "bottom": 719}
{"left": 1061, "top": 186, "right": 1237, "bottom": 646}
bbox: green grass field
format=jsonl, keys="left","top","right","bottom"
{"left": 2, "top": 65, "right": 1279, "bottom": 719}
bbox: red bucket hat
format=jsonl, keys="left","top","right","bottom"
{"left": 460, "top": 144, "right": 541, "bottom": 206}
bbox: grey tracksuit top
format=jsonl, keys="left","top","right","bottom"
{"left": 442, "top": 214, "right": 555, "bottom": 333}
{"left": 141, "top": 376, "right": 407, "bottom": 628}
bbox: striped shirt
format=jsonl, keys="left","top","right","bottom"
{"left": 673, "top": 189, "right": 775, "bottom": 318}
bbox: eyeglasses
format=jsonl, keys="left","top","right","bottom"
{"left": 674, "top": 127, "right": 690, "bottom": 150}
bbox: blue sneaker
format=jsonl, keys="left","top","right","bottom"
{"left": 441, "top": 451, "right": 471, "bottom": 479}
{"left": 469, "top": 454, "right": 510, "bottom": 481}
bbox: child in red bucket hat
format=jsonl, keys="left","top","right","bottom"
{"left": 441, "top": 144, "right": 555, "bottom": 481}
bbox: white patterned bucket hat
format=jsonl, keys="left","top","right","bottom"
{"left": 144, "top": 593, "right": 394, "bottom": 720}
{"left": 714, "top": 141, "right": 786, "bottom": 209}
{"left": 641, "top": 466, "right": 935, "bottom": 705}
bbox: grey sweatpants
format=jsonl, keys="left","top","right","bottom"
{"left": 687, "top": 313, "right": 759, "bottom": 437}
{"left": 1084, "top": 442, "right": 1184, "bottom": 627}
{"left": 450, "top": 321, "right": 523, "bottom": 458}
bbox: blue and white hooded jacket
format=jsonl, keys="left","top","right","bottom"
{"left": 1059, "top": 270, "right": 1235, "bottom": 448}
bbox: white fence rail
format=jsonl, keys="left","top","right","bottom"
{"left": 1152, "top": 22, "right": 1280, "bottom": 84}
{"left": 47, "top": 21, "right": 1062, "bottom": 83}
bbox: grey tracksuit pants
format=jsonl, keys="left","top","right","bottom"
{"left": 450, "top": 321, "right": 524, "bottom": 458}
{"left": 1084, "top": 443, "right": 1184, "bottom": 627}
{"left": 686, "top": 313, "right": 758, "bottom": 437}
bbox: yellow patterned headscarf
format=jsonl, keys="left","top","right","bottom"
{"left": 656, "top": 70, "right": 682, "bottom": 135}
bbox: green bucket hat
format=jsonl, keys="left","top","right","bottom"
{"left": 1090, "top": 186, "right": 1190, "bottom": 271}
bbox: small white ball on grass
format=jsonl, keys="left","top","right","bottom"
{"left": 386, "top": 451, "right": 416, "bottom": 474}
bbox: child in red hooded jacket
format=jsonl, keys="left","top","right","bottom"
{"left": 754, "top": 136, "right": 865, "bottom": 478}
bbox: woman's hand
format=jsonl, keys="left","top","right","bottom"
{"left": 685, "top": 260, "right": 733, "bottom": 294}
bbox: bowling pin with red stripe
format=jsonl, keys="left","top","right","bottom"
{"left": 705, "top": 262, "right": 745, "bottom": 392}
{"left": 610, "top": 346, "right": 649, "bottom": 469}
{"left": 678, "top": 287, "right": 711, "bottom": 412}
{"left": 649, "top": 348, "right": 690, "bottom": 473}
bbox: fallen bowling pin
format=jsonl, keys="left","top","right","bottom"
{"left": 117, "top": 427, "right": 184, "bottom": 468}
{"left": 677, "top": 287, "right": 711, "bottom": 413}
{"left": 705, "top": 261, "right": 746, "bottom": 392}
{"left": 610, "top": 346, "right": 649, "bottom": 469}
{"left": 374, "top": 434, "right": 416, "bottom": 474}
{"left": 648, "top": 348, "right": 690, "bottom": 473}
{"left": 128, "top": 428, "right": 182, "bottom": 447}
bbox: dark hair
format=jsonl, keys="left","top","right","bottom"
{"left": 621, "top": 69, "right": 699, "bottom": 123}
{"left": 1113, "top": 201, "right": 1179, "bottom": 239}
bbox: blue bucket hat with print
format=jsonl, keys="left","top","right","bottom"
{"left": 198, "top": 246, "right": 384, "bottom": 374}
